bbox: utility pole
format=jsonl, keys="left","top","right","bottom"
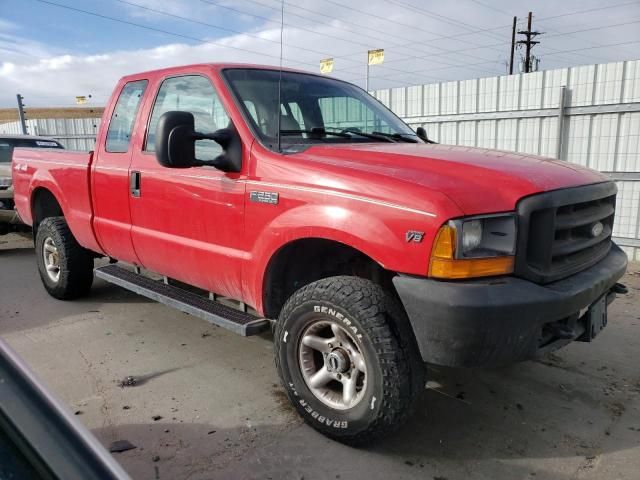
{"left": 509, "top": 16, "right": 517, "bottom": 75}
{"left": 16, "top": 94, "right": 27, "bottom": 135}
{"left": 516, "top": 12, "right": 541, "bottom": 73}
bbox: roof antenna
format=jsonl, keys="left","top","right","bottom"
{"left": 276, "top": 0, "right": 284, "bottom": 153}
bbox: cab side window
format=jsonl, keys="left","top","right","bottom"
{"left": 145, "top": 75, "right": 230, "bottom": 161}
{"left": 105, "top": 80, "right": 148, "bottom": 153}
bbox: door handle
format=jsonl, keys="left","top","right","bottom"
{"left": 130, "top": 171, "right": 141, "bottom": 198}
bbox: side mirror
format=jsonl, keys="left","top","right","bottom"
{"left": 416, "top": 126, "right": 436, "bottom": 144}
{"left": 155, "top": 111, "right": 196, "bottom": 168}
{"left": 155, "top": 111, "right": 242, "bottom": 172}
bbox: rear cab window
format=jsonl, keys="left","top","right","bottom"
{"left": 106, "top": 80, "right": 148, "bottom": 153}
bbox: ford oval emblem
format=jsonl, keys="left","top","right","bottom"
{"left": 590, "top": 222, "right": 604, "bottom": 238}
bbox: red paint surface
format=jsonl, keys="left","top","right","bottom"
{"left": 12, "top": 63, "right": 609, "bottom": 315}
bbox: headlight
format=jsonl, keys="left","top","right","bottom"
{"left": 0, "top": 177, "right": 11, "bottom": 188}
{"left": 429, "top": 213, "right": 516, "bottom": 279}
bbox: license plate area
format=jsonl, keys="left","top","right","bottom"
{"left": 578, "top": 295, "right": 608, "bottom": 342}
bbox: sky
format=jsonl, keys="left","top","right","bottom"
{"left": 0, "top": 0, "right": 639, "bottom": 107}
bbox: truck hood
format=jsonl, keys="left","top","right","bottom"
{"left": 294, "top": 143, "right": 609, "bottom": 214}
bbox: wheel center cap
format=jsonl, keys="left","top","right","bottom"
{"left": 326, "top": 349, "right": 350, "bottom": 373}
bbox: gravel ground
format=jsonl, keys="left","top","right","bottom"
{"left": 1, "top": 232, "right": 639, "bottom": 480}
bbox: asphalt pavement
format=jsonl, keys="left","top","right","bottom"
{"left": 1, "top": 233, "right": 639, "bottom": 480}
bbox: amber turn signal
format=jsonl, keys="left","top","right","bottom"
{"left": 429, "top": 225, "right": 514, "bottom": 279}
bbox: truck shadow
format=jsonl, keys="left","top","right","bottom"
{"left": 90, "top": 417, "right": 612, "bottom": 480}
{"left": 371, "top": 358, "right": 636, "bottom": 466}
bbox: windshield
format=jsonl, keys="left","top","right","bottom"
{"left": 0, "top": 138, "right": 63, "bottom": 163}
{"left": 223, "top": 68, "right": 417, "bottom": 150}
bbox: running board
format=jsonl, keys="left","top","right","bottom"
{"left": 94, "top": 265, "right": 270, "bottom": 336}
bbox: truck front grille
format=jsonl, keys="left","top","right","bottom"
{"left": 515, "top": 182, "right": 617, "bottom": 284}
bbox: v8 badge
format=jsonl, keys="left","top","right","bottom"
{"left": 405, "top": 230, "right": 424, "bottom": 243}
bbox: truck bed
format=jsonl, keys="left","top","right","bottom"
{"left": 12, "top": 148, "right": 102, "bottom": 253}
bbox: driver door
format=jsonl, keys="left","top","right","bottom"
{"left": 128, "top": 74, "right": 246, "bottom": 300}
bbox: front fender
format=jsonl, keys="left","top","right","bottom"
{"left": 245, "top": 203, "right": 444, "bottom": 315}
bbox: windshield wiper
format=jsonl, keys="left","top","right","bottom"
{"left": 371, "top": 131, "right": 419, "bottom": 143}
{"left": 322, "top": 126, "right": 399, "bottom": 143}
{"left": 280, "top": 128, "right": 352, "bottom": 138}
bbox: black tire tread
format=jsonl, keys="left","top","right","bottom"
{"left": 35, "top": 216, "right": 93, "bottom": 300}
{"left": 274, "top": 275, "right": 424, "bottom": 445}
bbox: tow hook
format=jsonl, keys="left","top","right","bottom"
{"left": 612, "top": 283, "right": 628, "bottom": 295}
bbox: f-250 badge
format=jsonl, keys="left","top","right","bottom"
{"left": 405, "top": 230, "right": 424, "bottom": 243}
{"left": 250, "top": 191, "right": 279, "bottom": 205}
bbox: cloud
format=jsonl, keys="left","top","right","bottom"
{"left": 0, "top": 18, "right": 19, "bottom": 32}
{"left": 0, "top": 0, "right": 639, "bottom": 107}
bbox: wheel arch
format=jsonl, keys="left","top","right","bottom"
{"left": 31, "top": 187, "right": 64, "bottom": 237}
{"left": 261, "top": 237, "right": 397, "bottom": 319}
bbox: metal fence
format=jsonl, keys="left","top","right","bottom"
{"left": 374, "top": 59, "right": 640, "bottom": 261}
{"left": 0, "top": 117, "right": 100, "bottom": 151}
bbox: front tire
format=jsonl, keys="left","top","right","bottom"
{"left": 274, "top": 276, "right": 424, "bottom": 445}
{"left": 35, "top": 217, "right": 94, "bottom": 300}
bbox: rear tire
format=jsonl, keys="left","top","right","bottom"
{"left": 274, "top": 276, "right": 425, "bottom": 445}
{"left": 35, "top": 217, "right": 94, "bottom": 300}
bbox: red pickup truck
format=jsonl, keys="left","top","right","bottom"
{"left": 12, "top": 63, "right": 627, "bottom": 444}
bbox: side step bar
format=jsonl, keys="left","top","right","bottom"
{"left": 94, "top": 265, "right": 270, "bottom": 336}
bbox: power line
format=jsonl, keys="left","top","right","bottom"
{"left": 112, "top": 0, "right": 350, "bottom": 63}
{"left": 222, "top": 0, "right": 503, "bottom": 74}
{"left": 347, "top": 12, "right": 640, "bottom": 79}
{"left": 358, "top": 39, "right": 640, "bottom": 86}
{"left": 238, "top": 0, "right": 440, "bottom": 51}
{"left": 537, "top": 0, "right": 639, "bottom": 22}
{"left": 32, "top": 0, "right": 319, "bottom": 69}
{"left": 333, "top": 1, "right": 639, "bottom": 65}
{"left": 198, "top": 0, "right": 385, "bottom": 51}
{"left": 465, "top": 0, "right": 513, "bottom": 17}
{"left": 204, "top": 0, "right": 504, "bottom": 78}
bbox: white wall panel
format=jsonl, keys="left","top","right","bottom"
{"left": 616, "top": 112, "right": 640, "bottom": 172}
{"left": 458, "top": 79, "right": 477, "bottom": 114}
{"left": 423, "top": 83, "right": 439, "bottom": 115}
{"left": 406, "top": 85, "right": 423, "bottom": 117}
{"left": 594, "top": 62, "right": 623, "bottom": 105}
{"left": 539, "top": 117, "right": 558, "bottom": 158}
{"left": 568, "top": 64, "right": 596, "bottom": 107}
{"left": 375, "top": 89, "right": 390, "bottom": 108}
{"left": 589, "top": 114, "right": 618, "bottom": 171}
{"left": 613, "top": 181, "right": 640, "bottom": 238}
{"left": 390, "top": 87, "right": 406, "bottom": 117}
{"left": 478, "top": 76, "right": 498, "bottom": 112}
{"left": 476, "top": 120, "right": 496, "bottom": 149}
{"left": 439, "top": 122, "right": 457, "bottom": 144}
{"left": 440, "top": 81, "right": 458, "bottom": 115}
{"left": 623, "top": 60, "right": 640, "bottom": 103}
{"left": 564, "top": 115, "right": 591, "bottom": 166}
{"left": 517, "top": 118, "right": 540, "bottom": 155}
{"left": 498, "top": 75, "right": 519, "bottom": 111}
{"left": 496, "top": 118, "right": 517, "bottom": 151}
{"left": 542, "top": 68, "right": 568, "bottom": 108}
{"left": 520, "top": 71, "right": 543, "bottom": 110}
{"left": 458, "top": 121, "right": 476, "bottom": 147}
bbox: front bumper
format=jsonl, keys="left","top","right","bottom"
{"left": 393, "top": 244, "right": 628, "bottom": 368}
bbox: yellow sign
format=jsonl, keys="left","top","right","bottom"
{"left": 320, "top": 58, "right": 334, "bottom": 74}
{"left": 75, "top": 96, "right": 87, "bottom": 105}
{"left": 368, "top": 49, "right": 384, "bottom": 66}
